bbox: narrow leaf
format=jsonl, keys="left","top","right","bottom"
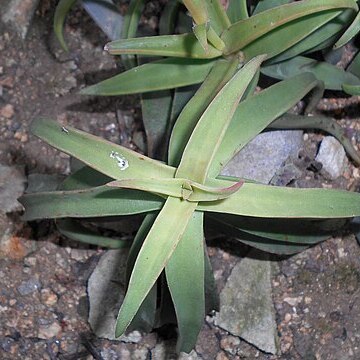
{"left": 221, "top": 0, "right": 358, "bottom": 55}
{"left": 262, "top": 56, "right": 360, "bottom": 90}
{"left": 227, "top": 0, "right": 249, "bottom": 22}
{"left": 115, "top": 198, "right": 197, "bottom": 337}
{"left": 334, "top": 10, "right": 360, "bottom": 48}
{"left": 20, "top": 186, "right": 163, "bottom": 221}
{"left": 31, "top": 118, "right": 175, "bottom": 181}
{"left": 121, "top": 0, "right": 145, "bottom": 69}
{"left": 176, "top": 55, "right": 266, "bottom": 183}
{"left": 56, "top": 218, "right": 129, "bottom": 248}
{"left": 105, "top": 34, "right": 222, "bottom": 59}
{"left": 54, "top": 0, "right": 78, "bottom": 51}
{"left": 242, "top": 10, "right": 348, "bottom": 61}
{"left": 183, "top": 0, "right": 209, "bottom": 25}
{"left": 166, "top": 211, "right": 205, "bottom": 353}
{"left": 193, "top": 23, "right": 209, "bottom": 52}
{"left": 169, "top": 59, "right": 238, "bottom": 167}
{"left": 126, "top": 213, "right": 158, "bottom": 332}
{"left": 80, "top": 58, "right": 215, "bottom": 96}
{"left": 252, "top": 0, "right": 292, "bottom": 15}
{"left": 209, "top": 72, "right": 323, "bottom": 177}
{"left": 108, "top": 177, "right": 243, "bottom": 201}
{"left": 200, "top": 182, "right": 360, "bottom": 218}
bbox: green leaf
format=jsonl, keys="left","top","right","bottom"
{"left": 56, "top": 218, "right": 129, "bottom": 248}
{"left": 206, "top": 0, "right": 231, "bottom": 30}
{"left": 334, "top": 10, "right": 360, "bottom": 48}
{"left": 140, "top": 89, "right": 173, "bottom": 159}
{"left": 80, "top": 58, "right": 215, "bottom": 96}
{"left": 165, "top": 211, "right": 205, "bottom": 353}
{"left": 262, "top": 56, "right": 360, "bottom": 90}
{"left": 265, "top": 9, "right": 355, "bottom": 64}
{"left": 242, "top": 9, "right": 350, "bottom": 61}
{"left": 221, "top": 0, "right": 358, "bottom": 55}
{"left": 54, "top": 0, "right": 78, "bottom": 51}
{"left": 200, "top": 182, "right": 360, "bottom": 218}
{"left": 176, "top": 55, "right": 266, "bottom": 183}
{"left": 270, "top": 113, "right": 360, "bottom": 165}
{"left": 31, "top": 118, "right": 175, "bottom": 180}
{"left": 159, "top": 0, "right": 180, "bottom": 35}
{"left": 115, "top": 197, "right": 197, "bottom": 337}
{"left": 210, "top": 214, "right": 334, "bottom": 244}
{"left": 20, "top": 186, "right": 163, "bottom": 221}
{"left": 120, "top": 0, "right": 146, "bottom": 69}
{"left": 105, "top": 34, "right": 222, "bottom": 59}
{"left": 169, "top": 59, "right": 238, "bottom": 167}
{"left": 204, "top": 246, "right": 219, "bottom": 312}
{"left": 108, "top": 177, "right": 244, "bottom": 201}
{"left": 252, "top": 0, "right": 292, "bottom": 15}
{"left": 126, "top": 213, "right": 158, "bottom": 332}
{"left": 183, "top": 0, "right": 209, "bottom": 25}
{"left": 209, "top": 72, "right": 323, "bottom": 177}
{"left": 347, "top": 50, "right": 360, "bottom": 77}
{"left": 193, "top": 23, "right": 209, "bottom": 52}
{"left": 343, "top": 83, "right": 360, "bottom": 94}
{"left": 227, "top": 0, "right": 249, "bottom": 22}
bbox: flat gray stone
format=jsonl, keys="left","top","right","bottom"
{"left": 88, "top": 249, "right": 128, "bottom": 339}
{"left": 221, "top": 130, "right": 303, "bottom": 183}
{"left": 315, "top": 136, "right": 346, "bottom": 179}
{"left": 1, "top": 0, "right": 40, "bottom": 39}
{"left": 215, "top": 250, "right": 279, "bottom": 354}
{"left": 0, "top": 164, "right": 26, "bottom": 213}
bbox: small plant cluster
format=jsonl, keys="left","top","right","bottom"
{"left": 21, "top": 0, "right": 360, "bottom": 352}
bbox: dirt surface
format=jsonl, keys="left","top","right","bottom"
{"left": 1, "top": 1, "right": 360, "bottom": 359}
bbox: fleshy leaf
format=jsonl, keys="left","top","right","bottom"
{"left": 56, "top": 218, "right": 129, "bottom": 248}
{"left": 200, "top": 182, "right": 360, "bottom": 218}
{"left": 105, "top": 34, "right": 222, "bottom": 59}
{"left": 262, "top": 56, "right": 360, "bottom": 90}
{"left": 80, "top": 58, "right": 215, "bottom": 96}
{"left": 209, "top": 72, "right": 323, "bottom": 177}
{"left": 221, "top": 0, "right": 358, "bottom": 55}
{"left": 176, "top": 55, "right": 266, "bottom": 183}
{"left": 31, "top": 118, "right": 175, "bottom": 180}
{"left": 54, "top": 0, "right": 78, "bottom": 51}
{"left": 227, "top": 0, "right": 249, "bottom": 22}
{"left": 126, "top": 213, "right": 158, "bottom": 332}
{"left": 165, "top": 211, "right": 205, "bottom": 353}
{"left": 169, "top": 59, "right": 238, "bottom": 167}
{"left": 334, "top": 10, "right": 360, "bottom": 48}
{"left": 108, "top": 177, "right": 244, "bottom": 201}
{"left": 115, "top": 197, "right": 197, "bottom": 337}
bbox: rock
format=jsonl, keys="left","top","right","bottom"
{"left": 221, "top": 130, "right": 303, "bottom": 183}
{"left": 1, "top": 0, "right": 40, "bottom": 39}
{"left": 87, "top": 249, "right": 128, "bottom": 339}
{"left": 215, "top": 250, "right": 279, "bottom": 354}
{"left": 17, "top": 277, "right": 41, "bottom": 296}
{"left": 0, "top": 164, "right": 26, "bottom": 213}
{"left": 0, "top": 104, "right": 14, "bottom": 118}
{"left": 315, "top": 136, "right": 346, "bottom": 179}
{"left": 37, "top": 321, "right": 62, "bottom": 339}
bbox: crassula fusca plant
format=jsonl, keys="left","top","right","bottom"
{"left": 21, "top": 0, "right": 360, "bottom": 353}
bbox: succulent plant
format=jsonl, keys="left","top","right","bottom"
{"left": 21, "top": 0, "right": 360, "bottom": 352}
{"left": 21, "top": 55, "right": 360, "bottom": 351}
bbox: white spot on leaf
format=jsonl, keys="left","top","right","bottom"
{"left": 110, "top": 151, "right": 129, "bottom": 170}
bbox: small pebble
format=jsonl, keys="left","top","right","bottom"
{"left": 41, "top": 289, "right": 58, "bottom": 306}
{"left": 38, "top": 321, "right": 62, "bottom": 339}
{"left": 1, "top": 104, "right": 14, "bottom": 118}
{"left": 17, "top": 278, "right": 41, "bottom": 296}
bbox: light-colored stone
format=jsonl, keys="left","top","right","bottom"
{"left": 221, "top": 130, "right": 303, "bottom": 183}
{"left": 215, "top": 250, "right": 279, "bottom": 354}
{"left": 87, "top": 249, "right": 128, "bottom": 339}
{"left": 0, "top": 164, "right": 26, "bottom": 213}
{"left": 37, "top": 321, "right": 62, "bottom": 339}
{"left": 315, "top": 136, "right": 347, "bottom": 179}
{"left": 1, "top": 0, "right": 40, "bottom": 39}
